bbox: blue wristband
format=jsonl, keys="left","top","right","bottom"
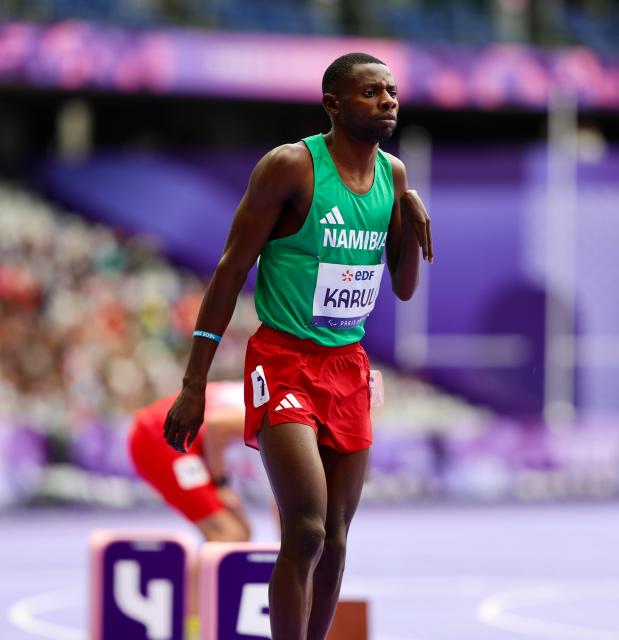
{"left": 193, "top": 330, "right": 222, "bottom": 343}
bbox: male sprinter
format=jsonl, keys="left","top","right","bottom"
{"left": 164, "top": 52, "right": 433, "bottom": 640}
{"left": 129, "top": 380, "right": 250, "bottom": 542}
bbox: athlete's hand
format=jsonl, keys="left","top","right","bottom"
{"left": 163, "top": 386, "right": 205, "bottom": 454}
{"left": 400, "top": 189, "right": 434, "bottom": 263}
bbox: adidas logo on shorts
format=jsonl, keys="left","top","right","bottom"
{"left": 319, "top": 206, "right": 345, "bottom": 225}
{"left": 274, "top": 392, "right": 303, "bottom": 411}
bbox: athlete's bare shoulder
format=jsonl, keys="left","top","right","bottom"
{"left": 257, "top": 142, "right": 312, "bottom": 180}
{"left": 383, "top": 151, "right": 408, "bottom": 199}
{"left": 270, "top": 141, "right": 312, "bottom": 162}
{"left": 245, "top": 142, "right": 313, "bottom": 210}
{"left": 383, "top": 151, "right": 406, "bottom": 179}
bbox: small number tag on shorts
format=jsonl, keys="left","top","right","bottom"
{"left": 369, "top": 369, "right": 384, "bottom": 407}
{"left": 251, "top": 365, "right": 270, "bottom": 408}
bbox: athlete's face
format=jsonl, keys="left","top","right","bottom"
{"left": 327, "top": 63, "right": 399, "bottom": 144}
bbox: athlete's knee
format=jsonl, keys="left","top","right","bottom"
{"left": 322, "top": 525, "right": 347, "bottom": 568}
{"left": 282, "top": 515, "right": 326, "bottom": 562}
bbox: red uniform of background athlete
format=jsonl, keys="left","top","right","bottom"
{"left": 129, "top": 381, "right": 244, "bottom": 523}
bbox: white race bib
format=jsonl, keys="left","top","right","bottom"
{"left": 173, "top": 455, "right": 210, "bottom": 490}
{"left": 312, "top": 262, "right": 384, "bottom": 329}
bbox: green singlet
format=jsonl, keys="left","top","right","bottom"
{"left": 254, "top": 133, "right": 394, "bottom": 347}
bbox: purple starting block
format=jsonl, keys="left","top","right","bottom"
{"left": 90, "top": 530, "right": 196, "bottom": 640}
{"left": 200, "top": 542, "right": 280, "bottom": 640}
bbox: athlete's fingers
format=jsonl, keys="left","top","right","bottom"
{"left": 186, "top": 423, "right": 201, "bottom": 449}
{"left": 164, "top": 421, "right": 183, "bottom": 448}
{"left": 174, "top": 424, "right": 189, "bottom": 453}
{"left": 168, "top": 428, "right": 187, "bottom": 454}
{"left": 164, "top": 421, "right": 176, "bottom": 444}
{"left": 416, "top": 220, "right": 428, "bottom": 260}
{"left": 164, "top": 419, "right": 183, "bottom": 451}
{"left": 426, "top": 217, "right": 434, "bottom": 263}
{"left": 164, "top": 431, "right": 177, "bottom": 450}
{"left": 163, "top": 412, "right": 174, "bottom": 439}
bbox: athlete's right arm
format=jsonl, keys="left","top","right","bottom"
{"left": 163, "top": 144, "right": 307, "bottom": 453}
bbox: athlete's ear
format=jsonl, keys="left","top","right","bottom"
{"left": 322, "top": 92, "right": 340, "bottom": 117}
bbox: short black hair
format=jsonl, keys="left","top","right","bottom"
{"left": 322, "top": 52, "right": 387, "bottom": 95}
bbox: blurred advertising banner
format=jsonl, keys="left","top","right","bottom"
{"left": 1, "top": 21, "right": 619, "bottom": 108}
{"left": 0, "top": 21, "right": 410, "bottom": 102}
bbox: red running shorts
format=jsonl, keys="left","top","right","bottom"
{"left": 128, "top": 409, "right": 224, "bottom": 523}
{"left": 244, "top": 325, "right": 372, "bottom": 453}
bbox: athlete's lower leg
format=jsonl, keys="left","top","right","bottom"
{"left": 257, "top": 418, "right": 328, "bottom": 640}
{"left": 306, "top": 525, "right": 347, "bottom": 640}
{"left": 269, "top": 514, "right": 325, "bottom": 637}
{"left": 306, "top": 446, "right": 369, "bottom": 640}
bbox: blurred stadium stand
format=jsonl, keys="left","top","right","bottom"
{"left": 2, "top": 0, "right": 619, "bottom": 52}
{"left": 0, "top": 181, "right": 256, "bottom": 419}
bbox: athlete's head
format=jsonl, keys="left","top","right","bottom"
{"left": 322, "top": 52, "right": 398, "bottom": 144}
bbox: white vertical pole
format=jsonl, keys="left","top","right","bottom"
{"left": 56, "top": 99, "right": 92, "bottom": 161}
{"left": 395, "top": 126, "right": 432, "bottom": 369}
{"left": 544, "top": 88, "right": 578, "bottom": 427}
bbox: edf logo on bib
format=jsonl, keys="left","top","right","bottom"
{"left": 342, "top": 269, "right": 376, "bottom": 282}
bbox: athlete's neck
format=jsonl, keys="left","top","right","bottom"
{"left": 323, "top": 129, "right": 378, "bottom": 178}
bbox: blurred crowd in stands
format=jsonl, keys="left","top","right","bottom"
{"left": 0, "top": 183, "right": 256, "bottom": 439}
{"left": 2, "top": 0, "right": 618, "bottom": 53}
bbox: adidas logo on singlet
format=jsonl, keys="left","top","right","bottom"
{"left": 320, "top": 206, "right": 345, "bottom": 225}
{"left": 320, "top": 205, "right": 387, "bottom": 252}
{"left": 274, "top": 392, "right": 303, "bottom": 412}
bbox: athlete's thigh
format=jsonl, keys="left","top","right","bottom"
{"left": 257, "top": 414, "right": 328, "bottom": 522}
{"left": 319, "top": 445, "right": 370, "bottom": 531}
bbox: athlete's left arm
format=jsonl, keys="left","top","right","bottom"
{"left": 385, "top": 155, "right": 434, "bottom": 301}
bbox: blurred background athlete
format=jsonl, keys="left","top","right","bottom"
{"left": 129, "top": 379, "right": 250, "bottom": 542}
